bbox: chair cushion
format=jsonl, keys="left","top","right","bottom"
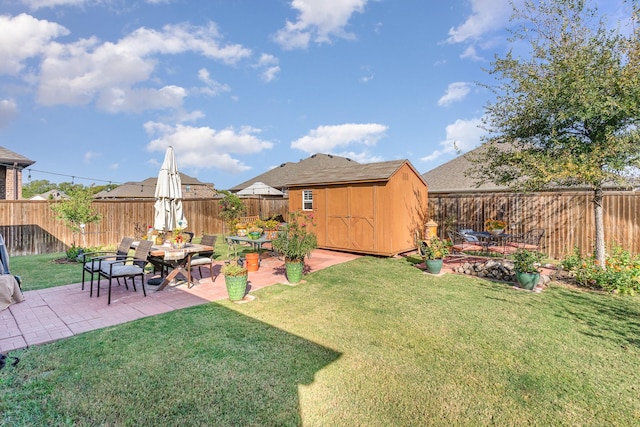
{"left": 85, "top": 259, "right": 115, "bottom": 272}
{"left": 506, "top": 242, "right": 538, "bottom": 250}
{"left": 452, "top": 243, "right": 484, "bottom": 252}
{"left": 190, "top": 257, "right": 213, "bottom": 266}
{"left": 488, "top": 245, "right": 519, "bottom": 255}
{"left": 102, "top": 264, "right": 143, "bottom": 277}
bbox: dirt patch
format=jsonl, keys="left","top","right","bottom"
{"left": 53, "top": 258, "right": 78, "bottom": 264}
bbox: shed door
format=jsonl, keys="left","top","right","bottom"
{"left": 325, "top": 185, "right": 375, "bottom": 251}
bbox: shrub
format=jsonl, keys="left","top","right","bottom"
{"left": 272, "top": 211, "right": 317, "bottom": 262}
{"left": 512, "top": 249, "right": 543, "bottom": 273}
{"left": 421, "top": 236, "right": 451, "bottom": 260}
{"left": 560, "top": 246, "right": 640, "bottom": 294}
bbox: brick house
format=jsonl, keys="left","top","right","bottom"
{"left": 0, "top": 146, "right": 35, "bottom": 200}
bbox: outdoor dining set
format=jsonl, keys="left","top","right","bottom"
{"left": 447, "top": 228, "right": 545, "bottom": 259}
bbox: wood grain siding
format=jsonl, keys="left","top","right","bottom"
{"left": 428, "top": 191, "right": 640, "bottom": 259}
{"left": 0, "top": 198, "right": 289, "bottom": 256}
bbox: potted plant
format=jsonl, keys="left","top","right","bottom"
{"left": 221, "top": 262, "right": 248, "bottom": 301}
{"left": 247, "top": 224, "right": 263, "bottom": 240}
{"left": 485, "top": 218, "right": 507, "bottom": 235}
{"left": 271, "top": 211, "right": 317, "bottom": 284}
{"left": 262, "top": 219, "right": 280, "bottom": 239}
{"left": 512, "top": 248, "right": 543, "bottom": 290}
{"left": 420, "top": 235, "right": 451, "bottom": 274}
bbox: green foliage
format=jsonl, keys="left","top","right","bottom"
{"left": 467, "top": 0, "right": 640, "bottom": 266}
{"left": 512, "top": 249, "right": 543, "bottom": 273}
{"left": 65, "top": 244, "right": 84, "bottom": 262}
{"left": 50, "top": 186, "right": 102, "bottom": 246}
{"left": 421, "top": 236, "right": 451, "bottom": 260}
{"left": 561, "top": 245, "right": 640, "bottom": 294}
{"left": 21, "top": 179, "right": 58, "bottom": 199}
{"left": 217, "top": 190, "right": 246, "bottom": 229}
{"left": 271, "top": 210, "right": 318, "bottom": 262}
{"left": 221, "top": 262, "right": 248, "bottom": 277}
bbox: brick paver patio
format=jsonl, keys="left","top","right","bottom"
{"left": 0, "top": 249, "right": 360, "bottom": 353}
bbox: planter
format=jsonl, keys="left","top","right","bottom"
{"left": 425, "top": 259, "right": 443, "bottom": 274}
{"left": 488, "top": 229, "right": 504, "bottom": 236}
{"left": 248, "top": 231, "right": 261, "bottom": 240}
{"left": 245, "top": 252, "right": 259, "bottom": 272}
{"left": 264, "top": 229, "right": 278, "bottom": 240}
{"left": 515, "top": 271, "right": 540, "bottom": 290}
{"left": 224, "top": 273, "right": 248, "bottom": 301}
{"left": 285, "top": 260, "right": 304, "bottom": 284}
{"left": 236, "top": 228, "right": 247, "bottom": 237}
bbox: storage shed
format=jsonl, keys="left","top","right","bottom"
{"left": 287, "top": 159, "right": 428, "bottom": 256}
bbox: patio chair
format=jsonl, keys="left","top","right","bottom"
{"left": 82, "top": 237, "right": 134, "bottom": 293}
{"left": 189, "top": 234, "right": 218, "bottom": 279}
{"left": 96, "top": 239, "right": 153, "bottom": 304}
{"left": 505, "top": 228, "right": 545, "bottom": 252}
{"left": 447, "top": 230, "right": 484, "bottom": 263}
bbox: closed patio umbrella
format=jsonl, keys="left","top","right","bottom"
{"left": 154, "top": 146, "right": 187, "bottom": 233}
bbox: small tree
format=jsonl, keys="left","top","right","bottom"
{"left": 468, "top": 0, "right": 640, "bottom": 267}
{"left": 50, "top": 186, "right": 102, "bottom": 247}
{"left": 217, "top": 190, "right": 246, "bottom": 233}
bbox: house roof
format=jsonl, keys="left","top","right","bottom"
{"left": 287, "top": 159, "right": 427, "bottom": 187}
{"left": 424, "top": 143, "right": 640, "bottom": 193}
{"left": 228, "top": 153, "right": 358, "bottom": 192}
{"left": 423, "top": 146, "right": 510, "bottom": 193}
{"left": 93, "top": 172, "right": 215, "bottom": 199}
{"left": 29, "top": 190, "right": 69, "bottom": 200}
{"left": 0, "top": 146, "right": 35, "bottom": 168}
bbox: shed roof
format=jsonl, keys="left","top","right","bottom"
{"left": 228, "top": 153, "right": 357, "bottom": 192}
{"left": 0, "top": 146, "right": 35, "bottom": 168}
{"left": 287, "top": 159, "right": 426, "bottom": 187}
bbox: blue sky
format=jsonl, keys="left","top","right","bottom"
{"left": 0, "top": 0, "right": 630, "bottom": 190}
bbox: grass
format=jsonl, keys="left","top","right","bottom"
{"left": 2, "top": 256, "right": 640, "bottom": 425}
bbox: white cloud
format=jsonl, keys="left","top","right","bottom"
{"left": 0, "top": 14, "right": 69, "bottom": 75}
{"left": 274, "top": 0, "right": 368, "bottom": 50}
{"left": 83, "top": 151, "right": 101, "bottom": 163}
{"left": 421, "top": 118, "right": 484, "bottom": 162}
{"left": 144, "top": 122, "right": 274, "bottom": 174}
{"left": 291, "top": 123, "right": 387, "bottom": 154}
{"left": 254, "top": 54, "right": 280, "bottom": 82}
{"left": 197, "top": 68, "right": 231, "bottom": 96}
{"left": 447, "top": 0, "right": 512, "bottom": 44}
{"left": 438, "top": 82, "right": 471, "bottom": 106}
{"left": 35, "top": 22, "right": 251, "bottom": 112}
{"left": 0, "top": 99, "right": 19, "bottom": 128}
{"left": 20, "top": 0, "right": 88, "bottom": 10}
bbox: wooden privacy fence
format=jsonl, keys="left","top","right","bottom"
{"left": 0, "top": 198, "right": 289, "bottom": 256}
{"left": 428, "top": 191, "right": 640, "bottom": 260}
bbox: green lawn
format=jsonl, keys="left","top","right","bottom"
{"left": 2, "top": 256, "right": 640, "bottom": 425}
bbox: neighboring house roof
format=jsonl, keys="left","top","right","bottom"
{"left": 93, "top": 173, "right": 215, "bottom": 199}
{"left": 287, "top": 159, "right": 427, "bottom": 187}
{"left": 228, "top": 153, "right": 358, "bottom": 192}
{"left": 424, "top": 143, "right": 639, "bottom": 193}
{"left": 30, "top": 190, "right": 69, "bottom": 200}
{"left": 0, "top": 146, "right": 35, "bottom": 168}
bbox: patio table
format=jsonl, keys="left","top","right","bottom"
{"left": 469, "top": 231, "right": 511, "bottom": 253}
{"left": 137, "top": 242, "right": 214, "bottom": 290}
{"left": 225, "top": 235, "right": 273, "bottom": 262}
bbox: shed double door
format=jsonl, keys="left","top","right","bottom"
{"left": 325, "top": 185, "right": 376, "bottom": 252}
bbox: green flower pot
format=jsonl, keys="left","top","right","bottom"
{"left": 515, "top": 271, "right": 540, "bottom": 290}
{"left": 225, "top": 274, "right": 248, "bottom": 301}
{"left": 285, "top": 260, "right": 304, "bottom": 284}
{"left": 425, "top": 259, "right": 443, "bottom": 274}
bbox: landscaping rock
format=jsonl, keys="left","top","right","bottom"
{"left": 451, "top": 258, "right": 551, "bottom": 290}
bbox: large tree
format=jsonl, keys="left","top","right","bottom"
{"left": 467, "top": 0, "right": 640, "bottom": 266}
